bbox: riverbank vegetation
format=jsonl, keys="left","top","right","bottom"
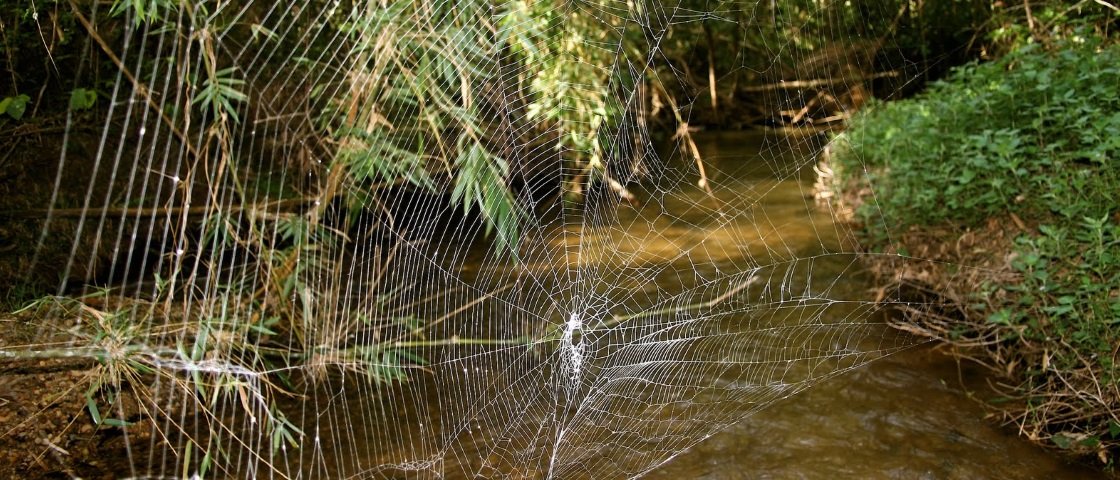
{"left": 824, "top": 2, "right": 1120, "bottom": 468}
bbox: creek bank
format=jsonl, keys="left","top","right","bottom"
{"left": 819, "top": 40, "right": 1120, "bottom": 472}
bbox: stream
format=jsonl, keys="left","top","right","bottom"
{"left": 642, "top": 131, "right": 1096, "bottom": 479}
{"left": 299, "top": 130, "right": 1097, "bottom": 479}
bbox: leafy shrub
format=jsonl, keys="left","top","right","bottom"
{"left": 835, "top": 40, "right": 1119, "bottom": 228}
{"left": 831, "top": 39, "right": 1120, "bottom": 461}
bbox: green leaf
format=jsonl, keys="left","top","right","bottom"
{"left": 182, "top": 442, "right": 193, "bottom": 480}
{"left": 110, "top": 0, "right": 168, "bottom": 25}
{"left": 102, "top": 418, "right": 134, "bottom": 428}
{"left": 86, "top": 395, "right": 102, "bottom": 425}
{"left": 1051, "top": 434, "right": 1073, "bottom": 449}
{"left": 250, "top": 23, "right": 278, "bottom": 42}
{"left": 269, "top": 407, "right": 303, "bottom": 453}
{"left": 3, "top": 94, "right": 30, "bottom": 120}
{"left": 1079, "top": 436, "right": 1100, "bottom": 449}
{"left": 200, "top": 450, "right": 213, "bottom": 477}
{"left": 69, "top": 88, "right": 98, "bottom": 111}
{"left": 986, "top": 309, "right": 1012, "bottom": 326}
{"left": 247, "top": 323, "right": 278, "bottom": 336}
{"left": 248, "top": 315, "right": 280, "bottom": 336}
{"left": 127, "top": 359, "right": 154, "bottom": 374}
{"left": 193, "top": 68, "right": 248, "bottom": 123}
{"left": 449, "top": 143, "right": 522, "bottom": 256}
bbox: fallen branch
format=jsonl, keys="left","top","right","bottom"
{"left": 649, "top": 76, "right": 717, "bottom": 199}
{"left": 741, "top": 71, "right": 900, "bottom": 92}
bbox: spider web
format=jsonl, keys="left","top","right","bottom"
{"left": 9, "top": 1, "right": 928, "bottom": 478}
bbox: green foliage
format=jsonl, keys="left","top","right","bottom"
{"left": 109, "top": 0, "right": 177, "bottom": 25}
{"left": 336, "top": 129, "right": 434, "bottom": 190}
{"left": 325, "top": 0, "right": 528, "bottom": 256}
{"left": 833, "top": 37, "right": 1120, "bottom": 459}
{"left": 986, "top": 1, "right": 1119, "bottom": 54}
{"left": 837, "top": 41, "right": 1120, "bottom": 227}
{"left": 836, "top": 40, "right": 1120, "bottom": 356}
{"left": 68, "top": 88, "right": 98, "bottom": 111}
{"left": 999, "top": 217, "right": 1120, "bottom": 378}
{"left": 0, "top": 94, "right": 30, "bottom": 120}
{"left": 318, "top": 0, "right": 646, "bottom": 256}
{"left": 452, "top": 142, "right": 522, "bottom": 256}
{"left": 503, "top": 0, "right": 629, "bottom": 169}
{"left": 192, "top": 67, "right": 248, "bottom": 123}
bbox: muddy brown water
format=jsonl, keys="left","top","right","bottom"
{"left": 641, "top": 131, "right": 1098, "bottom": 479}
{"left": 295, "top": 130, "right": 1099, "bottom": 479}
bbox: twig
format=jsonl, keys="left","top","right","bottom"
{"left": 1094, "top": 0, "right": 1120, "bottom": 12}
{"left": 674, "top": 122, "right": 714, "bottom": 194}
{"left": 601, "top": 272, "right": 759, "bottom": 329}
{"left": 1024, "top": 0, "right": 1038, "bottom": 35}
{"left": 703, "top": 23, "right": 719, "bottom": 117}
{"left": 402, "top": 283, "right": 516, "bottom": 341}
{"left": 649, "top": 76, "right": 718, "bottom": 199}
